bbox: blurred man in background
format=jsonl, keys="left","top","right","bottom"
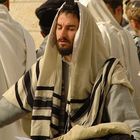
{"left": 0, "top": 0, "right": 36, "bottom": 139}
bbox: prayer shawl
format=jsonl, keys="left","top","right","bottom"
{"left": 0, "top": 5, "right": 36, "bottom": 94}
{"left": 79, "top": 0, "right": 140, "bottom": 117}
{"left": 3, "top": 2, "right": 133, "bottom": 139}
{"left": 0, "top": 4, "right": 36, "bottom": 140}
{"left": 55, "top": 122, "right": 132, "bottom": 140}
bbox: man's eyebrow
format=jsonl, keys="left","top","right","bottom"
{"left": 56, "top": 23, "right": 77, "bottom": 27}
{"left": 56, "top": 23, "right": 61, "bottom": 26}
{"left": 67, "top": 24, "right": 78, "bottom": 27}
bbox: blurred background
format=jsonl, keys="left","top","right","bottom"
{"left": 9, "top": 0, "right": 128, "bottom": 49}
{"left": 10, "top": 0, "right": 44, "bottom": 49}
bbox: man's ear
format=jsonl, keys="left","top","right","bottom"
{"left": 130, "top": 19, "right": 140, "bottom": 30}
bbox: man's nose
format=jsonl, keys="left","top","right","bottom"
{"left": 60, "top": 28, "right": 67, "bottom": 37}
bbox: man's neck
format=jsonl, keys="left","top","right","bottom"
{"left": 64, "top": 55, "right": 72, "bottom": 63}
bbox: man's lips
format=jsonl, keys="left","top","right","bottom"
{"left": 59, "top": 40, "right": 69, "bottom": 46}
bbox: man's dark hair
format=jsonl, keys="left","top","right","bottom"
{"left": 103, "top": 0, "right": 123, "bottom": 11}
{"left": 58, "top": 2, "right": 80, "bottom": 20}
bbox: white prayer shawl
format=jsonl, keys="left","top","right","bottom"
{"left": 37, "top": 1, "right": 108, "bottom": 124}
{"left": 55, "top": 122, "right": 132, "bottom": 140}
{"left": 0, "top": 4, "right": 36, "bottom": 140}
{"left": 0, "top": 5, "right": 36, "bottom": 93}
{"left": 79, "top": 0, "right": 140, "bottom": 117}
{"left": 3, "top": 2, "right": 133, "bottom": 139}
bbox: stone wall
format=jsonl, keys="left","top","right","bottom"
{"left": 10, "top": 0, "right": 45, "bottom": 48}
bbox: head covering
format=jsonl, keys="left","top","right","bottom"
{"left": 79, "top": 0, "right": 140, "bottom": 116}
{"left": 35, "top": 0, "right": 65, "bottom": 36}
{"left": 79, "top": 0, "right": 122, "bottom": 29}
{"left": 38, "top": 1, "right": 108, "bottom": 102}
{"left": 79, "top": 0, "right": 140, "bottom": 77}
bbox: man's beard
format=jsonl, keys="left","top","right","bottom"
{"left": 57, "top": 46, "right": 73, "bottom": 56}
{"left": 57, "top": 37, "right": 73, "bottom": 56}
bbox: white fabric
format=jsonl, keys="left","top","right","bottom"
{"left": 55, "top": 122, "right": 131, "bottom": 140}
{"left": 2, "top": 2, "right": 140, "bottom": 139}
{"left": 36, "top": 36, "right": 48, "bottom": 58}
{"left": 107, "top": 85, "right": 140, "bottom": 140}
{"left": 0, "top": 5, "right": 36, "bottom": 93}
{"left": 16, "top": 137, "right": 32, "bottom": 140}
{"left": 0, "top": 4, "right": 36, "bottom": 140}
{"left": 15, "top": 2, "right": 108, "bottom": 137}
{"left": 38, "top": 1, "right": 108, "bottom": 119}
{"left": 79, "top": 0, "right": 140, "bottom": 117}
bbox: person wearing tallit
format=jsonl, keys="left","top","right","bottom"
{"left": 125, "top": 0, "right": 140, "bottom": 62}
{"left": 0, "top": 0, "right": 36, "bottom": 139}
{"left": 0, "top": 1, "right": 140, "bottom": 140}
{"left": 79, "top": 0, "right": 140, "bottom": 118}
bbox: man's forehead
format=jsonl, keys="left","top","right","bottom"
{"left": 57, "top": 12, "right": 79, "bottom": 25}
{"left": 58, "top": 12, "right": 78, "bottom": 18}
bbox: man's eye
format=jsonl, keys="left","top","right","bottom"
{"left": 68, "top": 27, "right": 76, "bottom": 31}
{"left": 57, "top": 25, "right": 62, "bottom": 30}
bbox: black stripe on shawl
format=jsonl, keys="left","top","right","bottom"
{"left": 93, "top": 58, "right": 116, "bottom": 125}
{"left": 88, "top": 75, "right": 103, "bottom": 111}
{"left": 53, "top": 92, "right": 62, "bottom": 100}
{"left": 36, "top": 59, "right": 40, "bottom": 80}
{"left": 36, "top": 86, "right": 54, "bottom": 91}
{"left": 104, "top": 57, "right": 116, "bottom": 64}
{"left": 31, "top": 136, "right": 50, "bottom": 140}
{"left": 33, "top": 93, "right": 61, "bottom": 109}
{"left": 15, "top": 82, "right": 29, "bottom": 112}
{"left": 33, "top": 104, "right": 61, "bottom": 119}
{"left": 103, "top": 58, "right": 116, "bottom": 86}
{"left": 99, "top": 58, "right": 116, "bottom": 102}
{"left": 32, "top": 108, "right": 60, "bottom": 120}
{"left": 67, "top": 98, "right": 87, "bottom": 104}
{"left": 96, "top": 58, "right": 116, "bottom": 108}
{"left": 32, "top": 115, "right": 51, "bottom": 120}
{"left": 50, "top": 123, "right": 60, "bottom": 131}
{"left": 71, "top": 75, "right": 102, "bottom": 122}
{"left": 52, "top": 106, "right": 61, "bottom": 117}
{"left": 71, "top": 58, "right": 117, "bottom": 122}
{"left": 34, "top": 99, "right": 52, "bottom": 108}
{"left": 23, "top": 70, "right": 34, "bottom": 108}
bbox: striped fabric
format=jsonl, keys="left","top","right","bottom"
{"left": 3, "top": 2, "right": 132, "bottom": 139}
{"left": 4, "top": 57, "right": 132, "bottom": 140}
{"left": 79, "top": 0, "right": 140, "bottom": 118}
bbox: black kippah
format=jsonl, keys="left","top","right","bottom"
{"left": 36, "top": 0, "right": 65, "bottom": 19}
{"left": 35, "top": 0, "right": 65, "bottom": 36}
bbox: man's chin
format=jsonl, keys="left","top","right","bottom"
{"left": 58, "top": 48, "right": 73, "bottom": 56}
{"left": 59, "top": 43, "right": 68, "bottom": 47}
